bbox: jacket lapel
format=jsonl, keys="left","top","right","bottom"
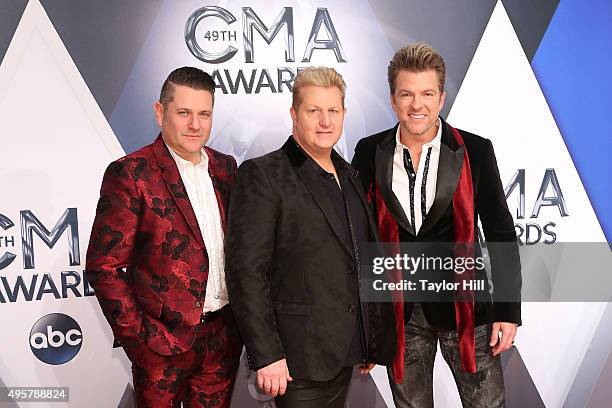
{"left": 152, "top": 135, "right": 205, "bottom": 248}
{"left": 349, "top": 166, "right": 381, "bottom": 243}
{"left": 419, "top": 119, "right": 464, "bottom": 236}
{"left": 283, "top": 137, "right": 354, "bottom": 259}
{"left": 204, "top": 146, "right": 231, "bottom": 233}
{"left": 375, "top": 124, "right": 414, "bottom": 235}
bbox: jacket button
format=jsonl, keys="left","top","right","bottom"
{"left": 348, "top": 305, "right": 356, "bottom": 313}
{"left": 195, "top": 301, "right": 202, "bottom": 307}
{"left": 200, "top": 265, "right": 206, "bottom": 273}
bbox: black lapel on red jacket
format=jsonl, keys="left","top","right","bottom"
{"left": 374, "top": 124, "right": 414, "bottom": 235}
{"left": 204, "top": 146, "right": 233, "bottom": 233}
{"left": 152, "top": 135, "right": 205, "bottom": 248}
{"left": 419, "top": 119, "right": 464, "bottom": 236}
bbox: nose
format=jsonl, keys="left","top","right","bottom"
{"left": 319, "top": 111, "right": 331, "bottom": 127}
{"left": 188, "top": 114, "right": 201, "bottom": 130}
{"left": 410, "top": 95, "right": 423, "bottom": 109}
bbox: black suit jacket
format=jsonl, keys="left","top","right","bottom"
{"left": 352, "top": 119, "right": 521, "bottom": 328}
{"left": 226, "top": 137, "right": 396, "bottom": 381}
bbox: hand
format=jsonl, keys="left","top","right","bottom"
{"left": 257, "top": 359, "right": 293, "bottom": 397}
{"left": 490, "top": 322, "right": 517, "bottom": 356}
{"left": 360, "top": 362, "right": 376, "bottom": 375}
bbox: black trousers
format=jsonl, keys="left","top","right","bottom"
{"left": 274, "top": 367, "right": 353, "bottom": 408}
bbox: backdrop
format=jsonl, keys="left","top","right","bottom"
{"left": 1, "top": 1, "right": 610, "bottom": 407}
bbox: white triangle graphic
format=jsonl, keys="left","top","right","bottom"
{"left": 0, "top": 1, "right": 127, "bottom": 406}
{"left": 0, "top": 1, "right": 124, "bottom": 158}
{"left": 447, "top": 2, "right": 607, "bottom": 407}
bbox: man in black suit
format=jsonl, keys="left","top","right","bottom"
{"left": 351, "top": 43, "right": 521, "bottom": 407}
{"left": 226, "top": 67, "right": 395, "bottom": 408}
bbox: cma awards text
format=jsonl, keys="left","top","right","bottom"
{"left": 0, "top": 209, "right": 94, "bottom": 303}
{"left": 185, "top": 6, "right": 346, "bottom": 95}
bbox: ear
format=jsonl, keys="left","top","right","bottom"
{"left": 439, "top": 91, "right": 446, "bottom": 111}
{"left": 290, "top": 106, "right": 297, "bottom": 123}
{"left": 154, "top": 101, "right": 164, "bottom": 128}
{"left": 389, "top": 92, "right": 397, "bottom": 111}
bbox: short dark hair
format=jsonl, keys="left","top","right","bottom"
{"left": 159, "top": 67, "right": 216, "bottom": 109}
{"left": 388, "top": 43, "right": 446, "bottom": 94}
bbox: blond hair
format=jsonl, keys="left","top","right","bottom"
{"left": 292, "top": 67, "right": 346, "bottom": 109}
{"left": 387, "top": 43, "right": 446, "bottom": 94}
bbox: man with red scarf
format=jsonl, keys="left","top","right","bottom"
{"left": 352, "top": 43, "right": 521, "bottom": 407}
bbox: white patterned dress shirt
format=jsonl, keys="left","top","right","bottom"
{"left": 166, "top": 143, "right": 228, "bottom": 313}
{"left": 392, "top": 120, "right": 442, "bottom": 234}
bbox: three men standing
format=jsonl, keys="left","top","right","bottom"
{"left": 86, "top": 67, "right": 241, "bottom": 407}
{"left": 87, "top": 43, "right": 520, "bottom": 408}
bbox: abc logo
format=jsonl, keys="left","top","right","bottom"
{"left": 29, "top": 313, "right": 82, "bottom": 365}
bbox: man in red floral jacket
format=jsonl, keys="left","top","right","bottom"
{"left": 86, "top": 67, "right": 241, "bottom": 407}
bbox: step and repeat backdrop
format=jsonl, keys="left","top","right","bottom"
{"left": 1, "top": 0, "right": 611, "bottom": 407}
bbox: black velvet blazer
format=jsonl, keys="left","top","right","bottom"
{"left": 351, "top": 118, "right": 521, "bottom": 329}
{"left": 226, "top": 137, "right": 396, "bottom": 381}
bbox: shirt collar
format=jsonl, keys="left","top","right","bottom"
{"left": 395, "top": 118, "right": 442, "bottom": 151}
{"left": 165, "top": 141, "right": 208, "bottom": 169}
{"left": 290, "top": 135, "right": 348, "bottom": 180}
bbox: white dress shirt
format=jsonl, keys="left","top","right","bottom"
{"left": 166, "top": 143, "right": 228, "bottom": 313}
{"left": 392, "top": 120, "right": 442, "bottom": 234}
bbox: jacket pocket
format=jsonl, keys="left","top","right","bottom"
{"left": 272, "top": 302, "right": 311, "bottom": 316}
{"left": 136, "top": 296, "right": 162, "bottom": 319}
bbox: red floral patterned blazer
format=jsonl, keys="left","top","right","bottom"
{"left": 86, "top": 135, "right": 236, "bottom": 355}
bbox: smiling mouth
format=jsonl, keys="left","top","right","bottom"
{"left": 409, "top": 113, "right": 427, "bottom": 119}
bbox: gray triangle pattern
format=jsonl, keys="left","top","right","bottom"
{"left": 346, "top": 369, "right": 390, "bottom": 407}
{"left": 586, "top": 347, "right": 612, "bottom": 408}
{"left": 501, "top": 0, "right": 560, "bottom": 61}
{"left": 564, "top": 302, "right": 612, "bottom": 408}
{"left": 501, "top": 346, "right": 546, "bottom": 407}
{"left": 117, "top": 382, "right": 136, "bottom": 408}
{"left": 40, "top": 0, "right": 163, "bottom": 119}
{"left": 0, "top": 0, "right": 28, "bottom": 66}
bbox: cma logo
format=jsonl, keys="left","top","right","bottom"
{"left": 0, "top": 208, "right": 79, "bottom": 270}
{"left": 29, "top": 313, "right": 82, "bottom": 365}
{"left": 504, "top": 169, "right": 568, "bottom": 245}
{"left": 185, "top": 6, "right": 346, "bottom": 64}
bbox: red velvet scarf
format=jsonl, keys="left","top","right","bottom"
{"left": 368, "top": 125, "right": 476, "bottom": 383}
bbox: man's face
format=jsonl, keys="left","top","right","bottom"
{"left": 290, "top": 85, "right": 345, "bottom": 157}
{"left": 390, "top": 70, "right": 446, "bottom": 141}
{"left": 155, "top": 85, "right": 213, "bottom": 163}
